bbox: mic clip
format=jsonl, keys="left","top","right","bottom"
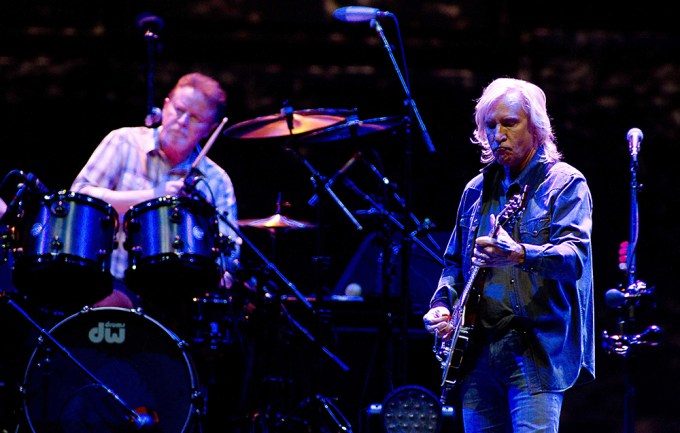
{"left": 605, "top": 280, "right": 655, "bottom": 308}
{"left": 409, "top": 218, "right": 435, "bottom": 238}
{"left": 181, "top": 168, "right": 204, "bottom": 196}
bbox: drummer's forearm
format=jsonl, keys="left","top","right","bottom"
{"left": 79, "top": 185, "right": 155, "bottom": 216}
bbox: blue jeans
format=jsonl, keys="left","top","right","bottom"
{"left": 459, "top": 329, "right": 564, "bottom": 432}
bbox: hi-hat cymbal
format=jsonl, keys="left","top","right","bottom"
{"left": 298, "top": 116, "right": 407, "bottom": 145}
{"left": 238, "top": 214, "right": 316, "bottom": 230}
{"left": 223, "top": 108, "right": 356, "bottom": 140}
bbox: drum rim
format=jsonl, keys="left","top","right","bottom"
{"left": 125, "top": 195, "right": 216, "bottom": 218}
{"left": 47, "top": 189, "right": 119, "bottom": 215}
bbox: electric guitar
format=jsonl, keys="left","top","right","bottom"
{"left": 434, "top": 186, "right": 527, "bottom": 404}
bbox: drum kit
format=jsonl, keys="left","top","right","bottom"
{"left": 0, "top": 107, "right": 408, "bottom": 433}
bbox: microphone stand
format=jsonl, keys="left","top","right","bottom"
{"left": 0, "top": 292, "right": 152, "bottom": 429}
{"left": 370, "top": 14, "right": 436, "bottom": 384}
{"left": 137, "top": 13, "right": 164, "bottom": 127}
{"left": 601, "top": 130, "right": 662, "bottom": 433}
{"left": 369, "top": 18, "right": 435, "bottom": 154}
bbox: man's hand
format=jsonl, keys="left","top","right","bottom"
{"left": 423, "top": 306, "right": 453, "bottom": 338}
{"left": 472, "top": 214, "right": 525, "bottom": 267}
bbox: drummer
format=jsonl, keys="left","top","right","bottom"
{"left": 71, "top": 72, "right": 240, "bottom": 308}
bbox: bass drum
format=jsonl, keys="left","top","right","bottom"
{"left": 12, "top": 190, "right": 118, "bottom": 307}
{"left": 22, "top": 308, "right": 200, "bottom": 433}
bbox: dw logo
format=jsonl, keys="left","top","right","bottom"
{"left": 88, "top": 321, "right": 126, "bottom": 344}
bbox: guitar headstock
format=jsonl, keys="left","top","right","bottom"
{"left": 493, "top": 185, "right": 528, "bottom": 235}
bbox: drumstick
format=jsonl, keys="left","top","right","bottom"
{"left": 190, "top": 117, "right": 229, "bottom": 170}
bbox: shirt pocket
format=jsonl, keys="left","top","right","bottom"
{"left": 519, "top": 214, "right": 551, "bottom": 244}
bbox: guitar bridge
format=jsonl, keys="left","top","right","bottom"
{"left": 438, "top": 327, "right": 471, "bottom": 378}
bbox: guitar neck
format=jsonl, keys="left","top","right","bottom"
{"left": 457, "top": 265, "right": 480, "bottom": 308}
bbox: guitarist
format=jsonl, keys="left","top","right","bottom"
{"left": 423, "top": 77, "right": 595, "bottom": 433}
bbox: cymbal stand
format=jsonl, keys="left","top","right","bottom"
{"left": 341, "top": 177, "right": 443, "bottom": 276}
{"left": 0, "top": 292, "right": 157, "bottom": 430}
{"left": 360, "top": 157, "right": 442, "bottom": 256}
{"left": 283, "top": 144, "right": 363, "bottom": 298}
{"left": 217, "top": 210, "right": 348, "bottom": 370}
{"left": 601, "top": 128, "right": 662, "bottom": 433}
{"left": 342, "top": 176, "right": 444, "bottom": 392}
{"left": 217, "top": 212, "right": 351, "bottom": 432}
{"left": 283, "top": 144, "right": 362, "bottom": 231}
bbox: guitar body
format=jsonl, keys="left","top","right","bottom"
{"left": 439, "top": 324, "right": 471, "bottom": 387}
{"left": 436, "top": 290, "right": 480, "bottom": 404}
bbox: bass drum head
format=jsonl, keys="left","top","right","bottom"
{"left": 22, "top": 308, "right": 199, "bottom": 433}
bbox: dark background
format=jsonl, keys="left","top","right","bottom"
{"left": 1, "top": 1, "right": 679, "bottom": 432}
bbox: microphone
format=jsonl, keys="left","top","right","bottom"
{"left": 605, "top": 281, "right": 654, "bottom": 308}
{"left": 180, "top": 167, "right": 204, "bottom": 195}
{"left": 132, "top": 406, "right": 159, "bottom": 430}
{"left": 308, "top": 152, "right": 362, "bottom": 207}
{"left": 333, "top": 6, "right": 392, "bottom": 23}
{"left": 626, "top": 127, "right": 643, "bottom": 159}
{"left": 23, "top": 172, "right": 50, "bottom": 194}
{"left": 134, "top": 414, "right": 156, "bottom": 430}
{"left": 136, "top": 12, "right": 165, "bottom": 35}
{"left": 144, "top": 107, "right": 162, "bottom": 128}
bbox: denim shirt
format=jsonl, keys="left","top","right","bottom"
{"left": 430, "top": 148, "right": 595, "bottom": 392}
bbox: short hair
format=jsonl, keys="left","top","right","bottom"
{"left": 169, "top": 72, "right": 227, "bottom": 123}
{"left": 472, "top": 77, "right": 562, "bottom": 164}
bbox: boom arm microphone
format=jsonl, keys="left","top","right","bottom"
{"left": 333, "top": 6, "right": 392, "bottom": 23}
{"left": 24, "top": 172, "right": 50, "bottom": 194}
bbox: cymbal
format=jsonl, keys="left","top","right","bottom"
{"left": 298, "top": 116, "right": 406, "bottom": 145}
{"left": 238, "top": 214, "right": 316, "bottom": 230}
{"left": 223, "top": 108, "right": 356, "bottom": 139}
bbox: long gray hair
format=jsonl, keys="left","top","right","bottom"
{"left": 472, "top": 78, "right": 562, "bottom": 164}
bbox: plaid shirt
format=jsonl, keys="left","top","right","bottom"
{"left": 71, "top": 126, "right": 240, "bottom": 280}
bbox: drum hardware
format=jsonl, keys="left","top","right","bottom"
{"left": 0, "top": 293, "right": 178, "bottom": 432}
{"left": 283, "top": 145, "right": 363, "bottom": 231}
{"left": 217, "top": 211, "right": 353, "bottom": 431}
